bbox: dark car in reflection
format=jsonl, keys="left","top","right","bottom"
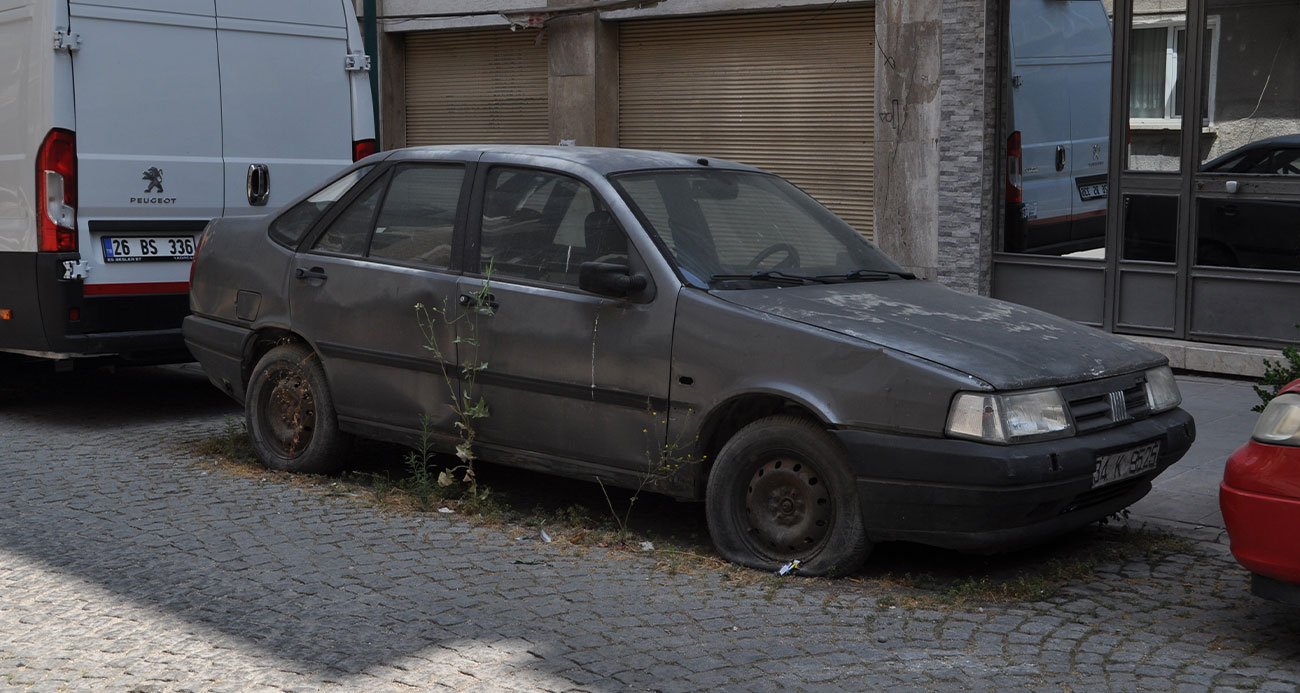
{"left": 185, "top": 146, "right": 1195, "bottom": 576}
{"left": 1125, "top": 134, "right": 1300, "bottom": 270}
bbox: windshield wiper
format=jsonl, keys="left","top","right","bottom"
{"left": 818, "top": 269, "right": 917, "bottom": 282}
{"left": 709, "top": 270, "right": 831, "bottom": 286}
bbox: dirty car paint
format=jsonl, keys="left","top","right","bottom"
{"left": 714, "top": 280, "right": 1158, "bottom": 391}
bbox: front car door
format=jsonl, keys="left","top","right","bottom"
{"left": 289, "top": 159, "right": 471, "bottom": 442}
{"left": 455, "top": 158, "right": 677, "bottom": 482}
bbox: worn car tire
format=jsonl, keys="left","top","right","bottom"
{"left": 706, "top": 415, "right": 870, "bottom": 576}
{"left": 245, "top": 344, "right": 347, "bottom": 474}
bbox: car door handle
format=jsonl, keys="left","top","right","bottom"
{"left": 1055, "top": 145, "right": 1067, "bottom": 172}
{"left": 459, "top": 292, "right": 499, "bottom": 311}
{"left": 247, "top": 163, "right": 270, "bottom": 206}
{"left": 295, "top": 266, "right": 328, "bottom": 281}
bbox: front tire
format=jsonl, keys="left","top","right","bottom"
{"left": 706, "top": 416, "right": 870, "bottom": 576}
{"left": 245, "top": 343, "right": 346, "bottom": 473}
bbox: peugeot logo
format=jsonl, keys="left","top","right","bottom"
{"left": 142, "top": 167, "right": 164, "bottom": 194}
{"left": 1108, "top": 391, "right": 1130, "bottom": 422}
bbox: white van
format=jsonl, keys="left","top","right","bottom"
{"left": 0, "top": 0, "right": 374, "bottom": 363}
{"left": 1004, "top": 0, "right": 1112, "bottom": 255}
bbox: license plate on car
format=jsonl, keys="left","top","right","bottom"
{"left": 1078, "top": 182, "right": 1109, "bottom": 201}
{"left": 1092, "top": 441, "right": 1161, "bottom": 488}
{"left": 101, "top": 236, "right": 196, "bottom": 263}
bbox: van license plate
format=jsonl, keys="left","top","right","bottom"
{"left": 101, "top": 236, "right": 196, "bottom": 263}
{"left": 1091, "top": 441, "right": 1161, "bottom": 488}
{"left": 1078, "top": 182, "right": 1109, "bottom": 201}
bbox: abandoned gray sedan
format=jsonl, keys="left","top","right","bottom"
{"left": 185, "top": 146, "right": 1195, "bottom": 575}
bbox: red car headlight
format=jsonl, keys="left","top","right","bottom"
{"left": 1252, "top": 393, "right": 1300, "bottom": 446}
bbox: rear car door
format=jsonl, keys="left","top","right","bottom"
{"left": 457, "top": 161, "right": 675, "bottom": 473}
{"left": 289, "top": 161, "right": 470, "bottom": 438}
{"left": 215, "top": 0, "right": 358, "bottom": 214}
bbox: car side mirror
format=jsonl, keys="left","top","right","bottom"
{"left": 578, "top": 261, "right": 648, "bottom": 298}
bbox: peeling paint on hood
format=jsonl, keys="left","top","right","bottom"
{"left": 714, "top": 281, "right": 1164, "bottom": 390}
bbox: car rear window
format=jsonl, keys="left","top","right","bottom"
{"left": 269, "top": 165, "right": 373, "bottom": 247}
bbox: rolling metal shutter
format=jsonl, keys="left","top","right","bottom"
{"left": 619, "top": 7, "right": 876, "bottom": 238}
{"left": 405, "top": 29, "right": 549, "bottom": 146}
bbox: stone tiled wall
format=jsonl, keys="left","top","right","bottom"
{"left": 937, "top": 0, "right": 999, "bottom": 295}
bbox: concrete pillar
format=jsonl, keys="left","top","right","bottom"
{"left": 874, "top": 0, "right": 942, "bottom": 280}
{"left": 377, "top": 20, "right": 407, "bottom": 150}
{"left": 546, "top": 1, "right": 618, "bottom": 146}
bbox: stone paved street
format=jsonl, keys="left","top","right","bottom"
{"left": 1, "top": 365, "right": 1299, "bottom": 691}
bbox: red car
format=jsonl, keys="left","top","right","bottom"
{"left": 1221, "top": 377, "right": 1300, "bottom": 605}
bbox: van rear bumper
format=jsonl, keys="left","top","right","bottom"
{"left": 0, "top": 250, "right": 189, "bottom": 360}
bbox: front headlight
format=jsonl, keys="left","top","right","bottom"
{"left": 946, "top": 389, "right": 1074, "bottom": 444}
{"left": 1144, "top": 366, "right": 1181, "bottom": 413}
{"left": 1252, "top": 393, "right": 1300, "bottom": 446}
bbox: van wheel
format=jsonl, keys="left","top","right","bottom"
{"left": 706, "top": 416, "right": 870, "bottom": 577}
{"left": 245, "top": 344, "right": 346, "bottom": 474}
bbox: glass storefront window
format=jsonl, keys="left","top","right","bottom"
{"left": 1197, "top": 1, "right": 1300, "bottom": 167}
{"left": 1194, "top": 1, "right": 1300, "bottom": 271}
{"left": 1001, "top": 0, "right": 1113, "bottom": 258}
{"left": 1122, "top": 193, "right": 1178, "bottom": 263}
{"left": 1125, "top": 0, "right": 1191, "bottom": 172}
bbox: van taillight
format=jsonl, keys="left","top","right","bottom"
{"left": 1006, "top": 131, "right": 1024, "bottom": 205}
{"left": 353, "top": 139, "right": 376, "bottom": 162}
{"left": 36, "top": 128, "right": 78, "bottom": 252}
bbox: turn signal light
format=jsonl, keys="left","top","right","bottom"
{"left": 0, "top": 309, "right": 11, "bottom": 320}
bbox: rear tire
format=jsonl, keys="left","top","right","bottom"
{"left": 245, "top": 343, "right": 346, "bottom": 473}
{"left": 706, "top": 415, "right": 870, "bottom": 576}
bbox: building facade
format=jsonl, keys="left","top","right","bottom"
{"left": 363, "top": 0, "right": 1298, "bottom": 370}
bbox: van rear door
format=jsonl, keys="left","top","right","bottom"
{"left": 215, "top": 0, "right": 358, "bottom": 215}
{"left": 69, "top": 0, "right": 223, "bottom": 293}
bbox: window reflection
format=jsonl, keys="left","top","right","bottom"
{"left": 1002, "top": 0, "right": 1112, "bottom": 257}
{"left": 1193, "top": 1, "right": 1300, "bottom": 273}
{"left": 1197, "top": 1, "right": 1300, "bottom": 167}
{"left": 1196, "top": 198, "right": 1300, "bottom": 271}
{"left": 1122, "top": 194, "right": 1178, "bottom": 263}
{"left": 1125, "top": 0, "right": 1193, "bottom": 172}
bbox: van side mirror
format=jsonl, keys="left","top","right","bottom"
{"left": 579, "top": 262, "right": 648, "bottom": 298}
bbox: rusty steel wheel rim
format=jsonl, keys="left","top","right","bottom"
{"left": 744, "top": 456, "right": 833, "bottom": 560}
{"left": 265, "top": 369, "right": 315, "bottom": 458}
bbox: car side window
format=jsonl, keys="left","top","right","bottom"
{"left": 311, "top": 177, "right": 384, "bottom": 256}
{"left": 479, "top": 167, "right": 627, "bottom": 287}
{"left": 370, "top": 165, "right": 465, "bottom": 267}
{"left": 270, "top": 165, "right": 373, "bottom": 247}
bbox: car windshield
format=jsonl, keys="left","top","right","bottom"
{"left": 610, "top": 169, "right": 907, "bottom": 288}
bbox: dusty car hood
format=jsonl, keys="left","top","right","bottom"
{"left": 713, "top": 280, "right": 1163, "bottom": 390}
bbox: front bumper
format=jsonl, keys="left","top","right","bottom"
{"left": 833, "top": 408, "right": 1195, "bottom": 552}
{"left": 1221, "top": 440, "right": 1300, "bottom": 588}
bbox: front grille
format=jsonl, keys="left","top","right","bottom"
{"left": 1060, "top": 373, "right": 1151, "bottom": 435}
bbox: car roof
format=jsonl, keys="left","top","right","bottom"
{"left": 382, "top": 145, "right": 763, "bottom": 176}
{"left": 1202, "top": 133, "right": 1300, "bottom": 170}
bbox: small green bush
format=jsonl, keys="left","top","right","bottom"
{"left": 1253, "top": 327, "right": 1300, "bottom": 412}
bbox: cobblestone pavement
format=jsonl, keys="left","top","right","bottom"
{"left": 2, "top": 365, "right": 1299, "bottom": 692}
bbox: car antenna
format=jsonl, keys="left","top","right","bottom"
{"left": 697, "top": 158, "right": 709, "bottom": 166}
